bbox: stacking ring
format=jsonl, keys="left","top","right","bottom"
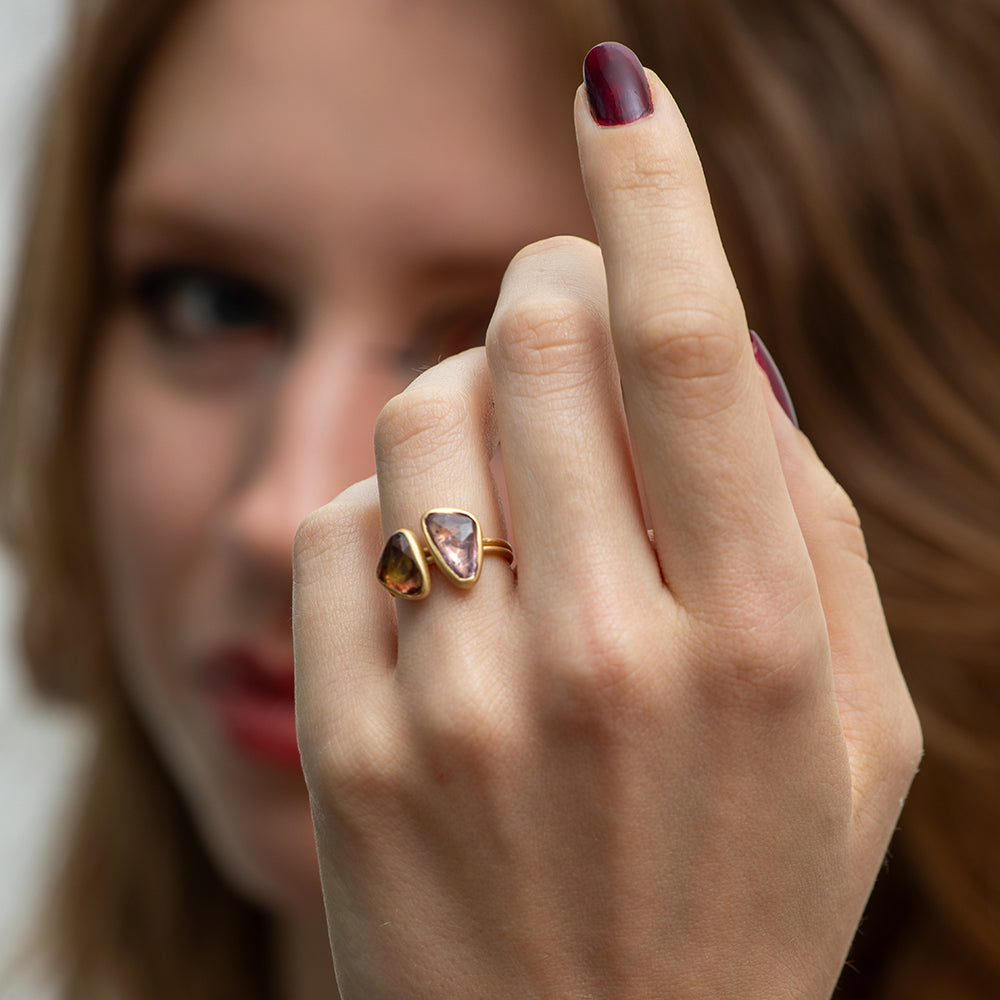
{"left": 377, "top": 508, "right": 514, "bottom": 600}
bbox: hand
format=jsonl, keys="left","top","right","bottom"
{"left": 293, "top": 49, "right": 921, "bottom": 1000}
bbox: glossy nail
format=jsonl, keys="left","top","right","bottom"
{"left": 583, "top": 42, "right": 653, "bottom": 126}
{"left": 750, "top": 330, "right": 799, "bottom": 428}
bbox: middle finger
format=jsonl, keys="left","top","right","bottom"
{"left": 575, "top": 53, "right": 813, "bottom": 615}
{"left": 486, "top": 235, "right": 664, "bottom": 605}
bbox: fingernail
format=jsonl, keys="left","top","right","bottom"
{"left": 750, "top": 330, "right": 799, "bottom": 428}
{"left": 583, "top": 42, "right": 653, "bottom": 126}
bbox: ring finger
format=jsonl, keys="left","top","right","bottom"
{"left": 373, "top": 347, "right": 513, "bottom": 666}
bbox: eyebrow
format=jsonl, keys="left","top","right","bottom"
{"left": 108, "top": 198, "right": 517, "bottom": 294}
{"left": 107, "top": 199, "right": 288, "bottom": 269}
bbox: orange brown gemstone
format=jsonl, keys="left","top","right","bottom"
{"left": 376, "top": 531, "right": 428, "bottom": 598}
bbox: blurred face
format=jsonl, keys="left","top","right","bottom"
{"left": 86, "top": 0, "right": 593, "bottom": 915}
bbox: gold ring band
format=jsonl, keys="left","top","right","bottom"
{"left": 377, "top": 508, "right": 513, "bottom": 600}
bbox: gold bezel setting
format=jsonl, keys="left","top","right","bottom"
{"left": 377, "top": 510, "right": 514, "bottom": 601}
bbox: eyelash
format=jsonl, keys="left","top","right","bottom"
{"left": 393, "top": 305, "right": 493, "bottom": 375}
{"left": 121, "top": 263, "right": 493, "bottom": 377}
{"left": 127, "top": 264, "right": 291, "bottom": 348}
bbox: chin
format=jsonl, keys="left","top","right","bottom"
{"left": 184, "top": 761, "right": 327, "bottom": 918}
{"left": 213, "top": 799, "right": 324, "bottom": 916}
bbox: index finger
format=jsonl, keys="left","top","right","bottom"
{"left": 576, "top": 44, "right": 810, "bottom": 613}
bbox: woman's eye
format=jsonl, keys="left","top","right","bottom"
{"left": 129, "top": 265, "right": 289, "bottom": 349}
{"left": 396, "top": 304, "right": 494, "bottom": 375}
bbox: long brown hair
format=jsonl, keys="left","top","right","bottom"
{"left": 0, "top": 2, "right": 273, "bottom": 997}
{"left": 610, "top": 2, "right": 1000, "bottom": 995}
{"left": 1, "top": 0, "right": 998, "bottom": 997}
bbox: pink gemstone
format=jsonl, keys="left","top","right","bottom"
{"left": 423, "top": 510, "right": 479, "bottom": 581}
{"left": 377, "top": 531, "right": 427, "bottom": 597}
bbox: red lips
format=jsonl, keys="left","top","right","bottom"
{"left": 202, "top": 647, "right": 301, "bottom": 769}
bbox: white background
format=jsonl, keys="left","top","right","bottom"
{"left": 0, "top": 0, "right": 90, "bottom": 989}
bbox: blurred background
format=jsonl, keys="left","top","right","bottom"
{"left": 0, "top": 0, "right": 90, "bottom": 983}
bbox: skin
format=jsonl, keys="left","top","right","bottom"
{"left": 86, "top": 0, "right": 921, "bottom": 997}
{"left": 295, "top": 27, "right": 923, "bottom": 1000}
{"left": 87, "top": 0, "right": 591, "bottom": 995}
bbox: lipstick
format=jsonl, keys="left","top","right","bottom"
{"left": 202, "top": 648, "right": 301, "bottom": 769}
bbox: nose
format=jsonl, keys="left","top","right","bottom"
{"left": 222, "top": 326, "right": 400, "bottom": 579}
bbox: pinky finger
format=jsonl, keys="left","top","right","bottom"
{"left": 293, "top": 475, "right": 397, "bottom": 764}
{"left": 760, "top": 377, "right": 922, "bottom": 841}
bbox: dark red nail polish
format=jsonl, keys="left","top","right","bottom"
{"left": 583, "top": 42, "right": 653, "bottom": 126}
{"left": 750, "top": 330, "right": 799, "bottom": 428}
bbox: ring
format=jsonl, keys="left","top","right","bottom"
{"left": 377, "top": 508, "right": 514, "bottom": 600}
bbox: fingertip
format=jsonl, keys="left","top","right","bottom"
{"left": 572, "top": 51, "right": 721, "bottom": 273}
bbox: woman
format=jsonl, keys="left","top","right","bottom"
{"left": 1, "top": 0, "right": 996, "bottom": 997}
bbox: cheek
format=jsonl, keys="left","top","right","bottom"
{"left": 85, "top": 327, "right": 246, "bottom": 658}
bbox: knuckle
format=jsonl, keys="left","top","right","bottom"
{"left": 293, "top": 482, "right": 379, "bottom": 586}
{"left": 488, "top": 290, "right": 599, "bottom": 380}
{"left": 629, "top": 306, "right": 743, "bottom": 386}
{"left": 374, "top": 387, "right": 466, "bottom": 465}
{"left": 614, "top": 130, "right": 695, "bottom": 202}
{"left": 414, "top": 674, "right": 512, "bottom": 769}
{"left": 852, "top": 695, "right": 923, "bottom": 829}
{"left": 293, "top": 502, "right": 354, "bottom": 586}
{"left": 821, "top": 478, "right": 870, "bottom": 561}
{"left": 292, "top": 507, "right": 338, "bottom": 579}
{"left": 544, "top": 613, "right": 665, "bottom": 725}
{"left": 890, "top": 698, "right": 924, "bottom": 785}
{"left": 507, "top": 233, "right": 596, "bottom": 270}
{"left": 309, "top": 714, "right": 407, "bottom": 817}
{"left": 691, "top": 597, "right": 828, "bottom": 711}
